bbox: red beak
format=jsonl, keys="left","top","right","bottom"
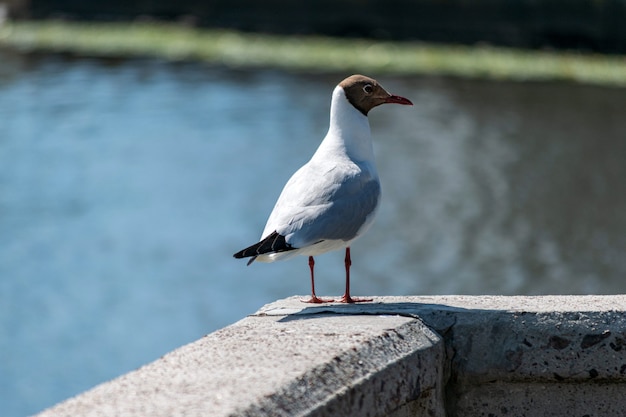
{"left": 385, "top": 94, "right": 413, "bottom": 106}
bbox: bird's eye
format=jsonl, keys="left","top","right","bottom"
{"left": 363, "top": 84, "right": 373, "bottom": 94}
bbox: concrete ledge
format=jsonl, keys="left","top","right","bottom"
{"left": 36, "top": 295, "right": 626, "bottom": 417}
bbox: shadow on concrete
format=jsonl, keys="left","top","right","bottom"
{"left": 277, "top": 301, "right": 501, "bottom": 334}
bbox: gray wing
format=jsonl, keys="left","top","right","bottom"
{"left": 263, "top": 162, "right": 381, "bottom": 248}
{"left": 296, "top": 178, "right": 380, "bottom": 243}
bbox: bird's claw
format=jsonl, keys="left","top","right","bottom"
{"left": 301, "top": 296, "right": 334, "bottom": 304}
{"left": 338, "top": 295, "right": 373, "bottom": 304}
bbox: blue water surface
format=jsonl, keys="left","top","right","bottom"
{"left": 1, "top": 51, "right": 625, "bottom": 416}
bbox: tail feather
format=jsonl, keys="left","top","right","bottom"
{"left": 233, "top": 231, "right": 295, "bottom": 264}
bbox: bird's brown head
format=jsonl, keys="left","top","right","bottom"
{"left": 339, "top": 74, "right": 413, "bottom": 116}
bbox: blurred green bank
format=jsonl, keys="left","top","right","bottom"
{"left": 1, "top": 21, "right": 626, "bottom": 87}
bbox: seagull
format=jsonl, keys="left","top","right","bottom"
{"left": 233, "top": 74, "right": 412, "bottom": 303}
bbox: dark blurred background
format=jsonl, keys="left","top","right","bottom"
{"left": 2, "top": 0, "right": 624, "bottom": 52}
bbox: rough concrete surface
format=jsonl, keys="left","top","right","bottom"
{"left": 262, "top": 295, "right": 626, "bottom": 417}
{"left": 36, "top": 298, "right": 444, "bottom": 417}
{"left": 35, "top": 295, "right": 626, "bottom": 417}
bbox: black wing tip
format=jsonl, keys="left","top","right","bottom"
{"left": 233, "top": 231, "right": 295, "bottom": 261}
{"left": 233, "top": 251, "right": 256, "bottom": 266}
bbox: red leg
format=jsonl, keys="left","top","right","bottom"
{"left": 302, "top": 256, "right": 333, "bottom": 303}
{"left": 339, "top": 247, "right": 372, "bottom": 303}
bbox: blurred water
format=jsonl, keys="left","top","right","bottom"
{"left": 0, "top": 49, "right": 624, "bottom": 416}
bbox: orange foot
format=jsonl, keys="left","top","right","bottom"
{"left": 338, "top": 295, "right": 373, "bottom": 303}
{"left": 301, "top": 296, "right": 334, "bottom": 303}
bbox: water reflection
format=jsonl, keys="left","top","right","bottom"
{"left": 0, "top": 49, "right": 624, "bottom": 416}
{"left": 372, "top": 78, "right": 626, "bottom": 296}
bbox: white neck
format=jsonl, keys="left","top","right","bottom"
{"left": 312, "top": 86, "right": 375, "bottom": 163}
